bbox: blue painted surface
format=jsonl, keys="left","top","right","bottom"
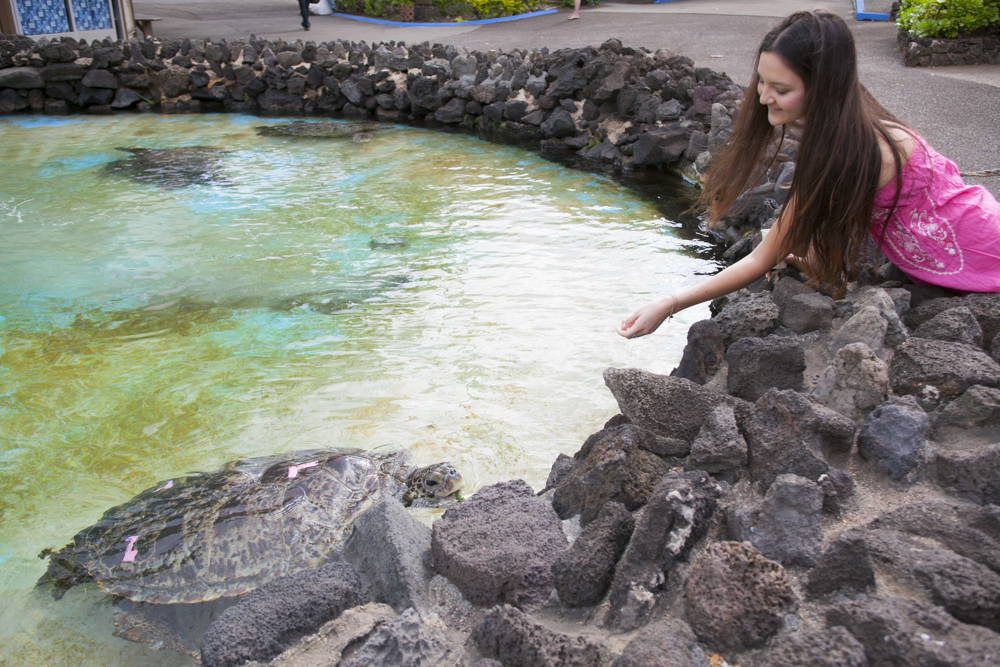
{"left": 329, "top": 8, "right": 556, "bottom": 27}
{"left": 653, "top": 0, "right": 681, "bottom": 4}
{"left": 855, "top": 0, "right": 890, "bottom": 21}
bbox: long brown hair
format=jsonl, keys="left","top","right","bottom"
{"left": 699, "top": 10, "right": 903, "bottom": 296}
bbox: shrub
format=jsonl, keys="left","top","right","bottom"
{"left": 467, "top": 0, "right": 538, "bottom": 18}
{"left": 897, "top": 0, "right": 1000, "bottom": 39}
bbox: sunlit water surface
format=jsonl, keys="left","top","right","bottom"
{"left": 0, "top": 114, "right": 715, "bottom": 665}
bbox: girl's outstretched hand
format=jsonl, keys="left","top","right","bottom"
{"left": 617, "top": 296, "right": 675, "bottom": 338}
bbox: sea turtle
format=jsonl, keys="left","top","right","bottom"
{"left": 256, "top": 120, "right": 381, "bottom": 141}
{"left": 37, "top": 448, "right": 463, "bottom": 654}
{"left": 103, "top": 146, "right": 232, "bottom": 189}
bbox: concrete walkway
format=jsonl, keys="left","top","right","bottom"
{"left": 134, "top": 0, "right": 1000, "bottom": 195}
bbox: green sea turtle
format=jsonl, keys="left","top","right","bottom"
{"left": 103, "top": 146, "right": 232, "bottom": 189}
{"left": 37, "top": 448, "right": 463, "bottom": 654}
{"left": 256, "top": 120, "right": 381, "bottom": 141}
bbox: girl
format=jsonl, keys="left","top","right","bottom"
{"left": 617, "top": 10, "right": 1000, "bottom": 339}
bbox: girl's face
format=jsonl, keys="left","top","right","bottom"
{"left": 757, "top": 51, "right": 806, "bottom": 126}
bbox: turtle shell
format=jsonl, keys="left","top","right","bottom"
{"left": 38, "top": 449, "right": 411, "bottom": 604}
{"left": 255, "top": 121, "right": 381, "bottom": 138}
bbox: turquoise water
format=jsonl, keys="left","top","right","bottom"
{"left": 0, "top": 113, "right": 715, "bottom": 665}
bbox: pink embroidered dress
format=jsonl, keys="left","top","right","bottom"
{"left": 870, "top": 136, "right": 1000, "bottom": 293}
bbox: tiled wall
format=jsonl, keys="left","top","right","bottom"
{"left": 15, "top": 0, "right": 112, "bottom": 35}
{"left": 71, "top": 0, "right": 112, "bottom": 31}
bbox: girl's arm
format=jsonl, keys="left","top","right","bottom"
{"left": 617, "top": 200, "right": 794, "bottom": 338}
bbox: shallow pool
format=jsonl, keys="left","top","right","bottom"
{"left": 0, "top": 113, "right": 716, "bottom": 665}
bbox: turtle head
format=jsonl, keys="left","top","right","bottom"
{"left": 403, "top": 462, "right": 464, "bottom": 508}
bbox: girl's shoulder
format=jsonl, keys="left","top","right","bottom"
{"left": 877, "top": 121, "right": 917, "bottom": 189}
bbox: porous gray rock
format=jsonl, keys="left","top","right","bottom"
{"left": 551, "top": 501, "right": 634, "bottom": 608}
{"left": 551, "top": 424, "right": 672, "bottom": 525}
{"left": 934, "top": 385, "right": 1000, "bottom": 431}
{"left": 606, "top": 471, "right": 721, "bottom": 630}
{"left": 856, "top": 395, "right": 928, "bottom": 481}
{"left": 827, "top": 595, "right": 1000, "bottom": 667}
{"left": 685, "top": 404, "right": 747, "bottom": 480}
{"left": 770, "top": 275, "right": 814, "bottom": 311}
{"left": 341, "top": 497, "right": 432, "bottom": 614}
{"left": 0, "top": 66, "right": 44, "bottom": 89}
{"left": 781, "top": 292, "right": 836, "bottom": 334}
{"left": 713, "top": 291, "right": 780, "bottom": 345}
{"left": 199, "top": 562, "right": 367, "bottom": 667}
{"left": 609, "top": 618, "right": 710, "bottom": 667}
{"left": 338, "top": 608, "right": 461, "bottom": 667}
{"left": 742, "top": 389, "right": 857, "bottom": 491}
{"left": 603, "top": 367, "right": 746, "bottom": 442}
{"left": 927, "top": 443, "right": 1000, "bottom": 506}
{"left": 915, "top": 306, "right": 984, "bottom": 348}
{"left": 541, "top": 453, "right": 577, "bottom": 494}
{"left": 80, "top": 69, "right": 117, "bottom": 89}
{"left": 812, "top": 342, "right": 890, "bottom": 422}
{"left": 727, "top": 473, "right": 824, "bottom": 567}
{"left": 830, "top": 306, "right": 888, "bottom": 358}
{"left": 540, "top": 106, "right": 576, "bottom": 138}
{"left": 726, "top": 336, "right": 805, "bottom": 401}
{"left": 261, "top": 603, "right": 397, "bottom": 667}
{"left": 890, "top": 337, "right": 1000, "bottom": 407}
{"left": 903, "top": 296, "right": 961, "bottom": 330}
{"left": 431, "top": 480, "right": 567, "bottom": 608}
{"left": 855, "top": 287, "right": 909, "bottom": 347}
{"left": 670, "top": 319, "right": 725, "bottom": 385}
{"left": 471, "top": 605, "right": 609, "bottom": 667}
{"left": 156, "top": 64, "right": 191, "bottom": 98}
{"left": 759, "top": 626, "right": 868, "bottom": 667}
{"left": 804, "top": 531, "right": 875, "bottom": 599}
{"left": 684, "top": 541, "right": 796, "bottom": 651}
{"left": 964, "top": 292, "right": 1000, "bottom": 344}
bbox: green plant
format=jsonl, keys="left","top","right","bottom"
{"left": 431, "top": 0, "right": 474, "bottom": 16}
{"left": 897, "top": 0, "right": 1000, "bottom": 38}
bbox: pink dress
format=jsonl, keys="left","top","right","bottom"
{"left": 869, "top": 136, "right": 1000, "bottom": 293}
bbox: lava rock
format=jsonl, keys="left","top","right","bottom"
{"left": 781, "top": 292, "right": 836, "bottom": 334}
{"left": 826, "top": 595, "right": 1000, "bottom": 667}
{"left": 472, "top": 605, "right": 609, "bottom": 667}
{"left": 684, "top": 541, "right": 796, "bottom": 651}
{"left": 610, "top": 618, "right": 710, "bottom": 667}
{"left": 671, "top": 319, "right": 726, "bottom": 385}
{"left": 338, "top": 608, "right": 461, "bottom": 667}
{"left": 830, "top": 306, "right": 888, "bottom": 358}
{"left": 856, "top": 395, "right": 928, "bottom": 481}
{"left": 915, "top": 306, "right": 984, "bottom": 348}
{"left": 727, "top": 473, "right": 824, "bottom": 567}
{"left": 934, "top": 385, "right": 1000, "bottom": 431}
{"left": 713, "top": 291, "right": 780, "bottom": 345}
{"left": 685, "top": 403, "right": 747, "bottom": 480}
{"left": 431, "top": 480, "right": 567, "bottom": 608}
{"left": 726, "top": 336, "right": 805, "bottom": 401}
{"left": 606, "top": 471, "right": 721, "bottom": 630}
{"left": 551, "top": 501, "right": 634, "bottom": 607}
{"left": 759, "top": 626, "right": 868, "bottom": 667}
{"left": 812, "top": 342, "right": 890, "bottom": 422}
{"left": 804, "top": 530, "right": 876, "bottom": 599}
{"left": 200, "top": 562, "right": 368, "bottom": 667}
{"left": 890, "top": 337, "right": 1000, "bottom": 407}
{"left": 927, "top": 443, "right": 1000, "bottom": 506}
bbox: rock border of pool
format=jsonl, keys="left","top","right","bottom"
{"left": 6, "top": 32, "right": 1000, "bottom": 667}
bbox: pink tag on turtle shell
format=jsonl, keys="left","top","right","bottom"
{"left": 122, "top": 535, "right": 140, "bottom": 563}
{"left": 287, "top": 461, "right": 319, "bottom": 479}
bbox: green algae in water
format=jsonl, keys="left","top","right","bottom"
{"left": 0, "top": 114, "right": 716, "bottom": 665}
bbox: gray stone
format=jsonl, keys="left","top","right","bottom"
{"left": 804, "top": 531, "right": 875, "bottom": 599}
{"left": 964, "top": 293, "right": 1000, "bottom": 343}
{"left": 686, "top": 404, "right": 747, "bottom": 479}
{"left": 890, "top": 338, "right": 1000, "bottom": 407}
{"left": 0, "top": 88, "right": 28, "bottom": 112}
{"left": 713, "top": 291, "right": 780, "bottom": 345}
{"left": 827, "top": 595, "right": 1000, "bottom": 666}
{"left": 928, "top": 443, "right": 1000, "bottom": 505}
{"left": 434, "top": 97, "right": 466, "bottom": 123}
{"left": 760, "top": 626, "right": 868, "bottom": 667}
{"left": 156, "top": 65, "right": 191, "bottom": 98}
{"left": 276, "top": 51, "right": 302, "bottom": 69}
{"left": 540, "top": 107, "right": 576, "bottom": 138}
{"left": 450, "top": 54, "right": 477, "bottom": 81}
{"left": 260, "top": 603, "right": 397, "bottom": 667}
{"left": 341, "top": 497, "right": 432, "bottom": 614}
{"left": 671, "top": 319, "right": 726, "bottom": 385}
{"left": 903, "top": 296, "right": 962, "bottom": 330}
{"left": 743, "top": 389, "right": 857, "bottom": 491}
{"left": 0, "top": 66, "right": 43, "bottom": 89}
{"left": 604, "top": 367, "right": 746, "bottom": 442}
{"left": 257, "top": 88, "right": 304, "bottom": 114}
{"left": 935, "top": 385, "right": 1000, "bottom": 431}
{"left": 551, "top": 424, "right": 672, "bottom": 525}
{"left": 338, "top": 608, "right": 461, "bottom": 667}
{"left": 551, "top": 501, "right": 634, "bottom": 607}
{"left": 111, "top": 88, "right": 143, "bottom": 109}
{"left": 610, "top": 618, "right": 710, "bottom": 667}
{"left": 541, "top": 453, "right": 576, "bottom": 494}
{"left": 684, "top": 541, "right": 796, "bottom": 651}
{"left": 855, "top": 287, "right": 909, "bottom": 347}
{"left": 916, "top": 306, "right": 984, "bottom": 348}
{"left": 727, "top": 473, "right": 824, "bottom": 567}
{"left": 771, "top": 275, "right": 815, "bottom": 311}
{"left": 726, "top": 336, "right": 805, "bottom": 401}
{"left": 857, "top": 395, "right": 928, "bottom": 480}
{"left": 199, "top": 563, "right": 367, "bottom": 667}
{"left": 472, "top": 605, "right": 608, "bottom": 667}
{"left": 430, "top": 480, "right": 566, "bottom": 607}
{"left": 632, "top": 126, "right": 688, "bottom": 166}
{"left": 606, "top": 472, "right": 721, "bottom": 630}
{"left": 781, "top": 292, "right": 836, "bottom": 334}
{"left": 812, "top": 342, "right": 890, "bottom": 422}
{"left": 831, "top": 306, "right": 888, "bottom": 358}
{"left": 80, "top": 69, "right": 117, "bottom": 89}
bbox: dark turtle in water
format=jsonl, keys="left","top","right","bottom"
{"left": 103, "top": 146, "right": 232, "bottom": 189}
{"left": 37, "top": 448, "right": 463, "bottom": 654}
{"left": 256, "top": 120, "right": 381, "bottom": 141}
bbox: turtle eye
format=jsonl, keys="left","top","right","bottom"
{"left": 426, "top": 479, "right": 439, "bottom": 487}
